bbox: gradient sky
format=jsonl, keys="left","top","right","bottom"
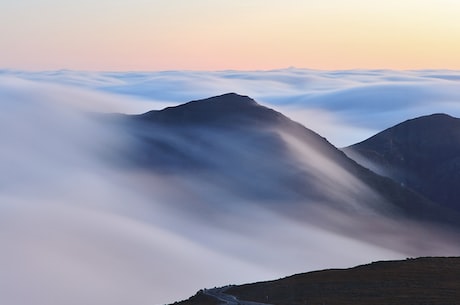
{"left": 2, "top": 0, "right": 460, "bottom": 71}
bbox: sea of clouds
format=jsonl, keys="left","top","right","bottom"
{"left": 1, "top": 69, "right": 460, "bottom": 305}
{"left": 5, "top": 68, "right": 460, "bottom": 146}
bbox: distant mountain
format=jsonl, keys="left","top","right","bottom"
{"left": 175, "top": 257, "right": 460, "bottom": 305}
{"left": 344, "top": 113, "right": 460, "bottom": 211}
{"left": 115, "top": 94, "right": 460, "bottom": 228}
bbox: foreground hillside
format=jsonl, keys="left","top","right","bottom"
{"left": 175, "top": 257, "right": 460, "bottom": 305}
{"left": 227, "top": 257, "right": 460, "bottom": 305}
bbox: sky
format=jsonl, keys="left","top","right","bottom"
{"left": 2, "top": 0, "right": 460, "bottom": 70}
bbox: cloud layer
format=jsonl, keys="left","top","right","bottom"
{"left": 1, "top": 69, "right": 460, "bottom": 305}
{"left": 6, "top": 68, "right": 460, "bottom": 146}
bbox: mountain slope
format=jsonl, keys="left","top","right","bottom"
{"left": 344, "top": 113, "right": 460, "bottom": 211}
{"left": 215, "top": 257, "right": 460, "bottom": 305}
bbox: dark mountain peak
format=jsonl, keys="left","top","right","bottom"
{"left": 350, "top": 113, "right": 460, "bottom": 152}
{"left": 164, "top": 92, "right": 258, "bottom": 112}
{"left": 199, "top": 92, "right": 257, "bottom": 104}
{"left": 411, "top": 113, "right": 452, "bottom": 119}
{"left": 345, "top": 113, "right": 460, "bottom": 211}
{"left": 422, "top": 113, "right": 454, "bottom": 119}
{"left": 394, "top": 112, "right": 457, "bottom": 130}
{"left": 138, "top": 93, "right": 284, "bottom": 126}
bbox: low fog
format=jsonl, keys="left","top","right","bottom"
{"left": 1, "top": 72, "right": 460, "bottom": 305}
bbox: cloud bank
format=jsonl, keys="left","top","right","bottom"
{"left": 1, "top": 70, "right": 460, "bottom": 305}
{"left": 6, "top": 68, "right": 460, "bottom": 146}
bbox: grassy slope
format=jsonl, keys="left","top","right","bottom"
{"left": 226, "top": 257, "right": 460, "bottom": 305}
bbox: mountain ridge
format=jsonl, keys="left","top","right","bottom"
{"left": 344, "top": 113, "right": 460, "bottom": 211}
{"left": 118, "top": 94, "right": 460, "bottom": 227}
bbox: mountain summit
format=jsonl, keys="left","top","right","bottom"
{"left": 138, "top": 92, "right": 283, "bottom": 126}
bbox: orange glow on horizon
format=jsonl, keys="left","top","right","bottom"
{"left": 1, "top": 0, "right": 460, "bottom": 71}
